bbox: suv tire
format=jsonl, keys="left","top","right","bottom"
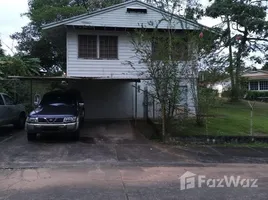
{"left": 73, "top": 130, "right": 80, "bottom": 141}
{"left": 14, "top": 112, "right": 26, "bottom": 129}
{"left": 27, "top": 133, "right": 36, "bottom": 141}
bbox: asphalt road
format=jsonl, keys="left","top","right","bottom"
{"left": 1, "top": 122, "right": 268, "bottom": 199}
{"left": 1, "top": 164, "right": 268, "bottom": 200}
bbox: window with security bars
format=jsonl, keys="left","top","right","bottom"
{"left": 78, "top": 35, "right": 97, "bottom": 59}
{"left": 260, "top": 81, "right": 268, "bottom": 90}
{"left": 99, "top": 36, "right": 118, "bottom": 59}
{"left": 249, "top": 81, "right": 258, "bottom": 90}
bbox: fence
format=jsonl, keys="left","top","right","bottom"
{"left": 144, "top": 93, "right": 268, "bottom": 137}
{"left": 0, "top": 79, "right": 61, "bottom": 113}
{"left": 199, "top": 102, "right": 268, "bottom": 137}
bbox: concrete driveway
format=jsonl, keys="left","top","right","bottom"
{"left": 0, "top": 121, "right": 195, "bottom": 169}
{"left": 2, "top": 122, "right": 268, "bottom": 199}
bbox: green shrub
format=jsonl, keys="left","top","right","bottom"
{"left": 245, "top": 91, "right": 268, "bottom": 100}
{"left": 222, "top": 89, "right": 232, "bottom": 98}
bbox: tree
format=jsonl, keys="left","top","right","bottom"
{"left": 262, "top": 62, "right": 268, "bottom": 70}
{"left": 0, "top": 40, "right": 4, "bottom": 56}
{"left": 11, "top": 0, "right": 124, "bottom": 74}
{"left": 206, "top": 0, "right": 268, "bottom": 101}
{"left": 0, "top": 56, "right": 40, "bottom": 79}
{"left": 128, "top": 0, "right": 213, "bottom": 140}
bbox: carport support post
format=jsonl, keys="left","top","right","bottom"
{"left": 30, "top": 79, "right": 33, "bottom": 107}
{"left": 135, "top": 82, "right": 138, "bottom": 126}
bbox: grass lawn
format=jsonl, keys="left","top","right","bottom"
{"left": 172, "top": 100, "right": 268, "bottom": 137}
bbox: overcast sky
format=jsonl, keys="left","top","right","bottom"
{"left": 0, "top": 0, "right": 219, "bottom": 55}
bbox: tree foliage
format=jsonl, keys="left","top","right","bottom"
{"left": 129, "top": 0, "right": 215, "bottom": 139}
{"left": 11, "top": 0, "right": 124, "bottom": 74}
{"left": 206, "top": 0, "right": 268, "bottom": 101}
{"left": 0, "top": 56, "right": 40, "bottom": 79}
{"left": 0, "top": 40, "right": 4, "bottom": 56}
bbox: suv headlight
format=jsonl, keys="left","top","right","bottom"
{"left": 63, "top": 117, "right": 77, "bottom": 123}
{"left": 27, "top": 117, "right": 38, "bottom": 123}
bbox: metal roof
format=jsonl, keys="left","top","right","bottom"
{"left": 42, "top": 0, "right": 212, "bottom": 32}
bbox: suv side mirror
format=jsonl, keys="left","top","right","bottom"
{"left": 33, "top": 94, "right": 41, "bottom": 107}
{"left": 34, "top": 101, "right": 39, "bottom": 107}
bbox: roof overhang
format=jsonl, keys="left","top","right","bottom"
{"left": 242, "top": 76, "right": 268, "bottom": 80}
{"left": 8, "top": 76, "right": 149, "bottom": 82}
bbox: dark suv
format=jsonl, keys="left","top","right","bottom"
{"left": 25, "top": 89, "right": 85, "bottom": 141}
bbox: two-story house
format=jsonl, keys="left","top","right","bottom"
{"left": 42, "top": 0, "right": 206, "bottom": 120}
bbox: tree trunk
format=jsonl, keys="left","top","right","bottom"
{"left": 226, "top": 16, "right": 236, "bottom": 101}
{"left": 235, "top": 29, "right": 248, "bottom": 101}
{"left": 161, "top": 103, "right": 166, "bottom": 142}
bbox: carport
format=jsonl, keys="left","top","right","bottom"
{"left": 8, "top": 76, "right": 142, "bottom": 121}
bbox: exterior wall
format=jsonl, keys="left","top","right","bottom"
{"left": 135, "top": 79, "right": 197, "bottom": 119}
{"left": 68, "top": 80, "right": 134, "bottom": 120}
{"left": 67, "top": 29, "right": 147, "bottom": 78}
{"left": 66, "top": 29, "right": 198, "bottom": 120}
{"left": 66, "top": 2, "right": 199, "bottom": 30}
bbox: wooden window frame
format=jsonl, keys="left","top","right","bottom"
{"left": 78, "top": 35, "right": 118, "bottom": 60}
{"left": 78, "top": 35, "right": 97, "bottom": 59}
{"left": 249, "top": 81, "right": 259, "bottom": 91}
{"left": 99, "top": 36, "right": 118, "bottom": 59}
{"left": 260, "top": 81, "right": 268, "bottom": 90}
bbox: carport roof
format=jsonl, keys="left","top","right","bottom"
{"left": 8, "top": 76, "right": 146, "bottom": 82}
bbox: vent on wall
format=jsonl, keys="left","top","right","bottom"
{"left": 127, "top": 7, "right": 147, "bottom": 13}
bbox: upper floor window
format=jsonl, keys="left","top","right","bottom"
{"left": 99, "top": 36, "right": 118, "bottom": 59}
{"left": 78, "top": 35, "right": 97, "bottom": 59}
{"left": 78, "top": 35, "right": 118, "bottom": 59}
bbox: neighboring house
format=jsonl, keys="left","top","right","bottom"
{"left": 242, "top": 69, "right": 268, "bottom": 91}
{"left": 42, "top": 0, "right": 205, "bottom": 120}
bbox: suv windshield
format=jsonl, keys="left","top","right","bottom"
{"left": 40, "top": 93, "right": 76, "bottom": 106}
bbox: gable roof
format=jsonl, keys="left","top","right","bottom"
{"left": 42, "top": 0, "right": 211, "bottom": 31}
{"left": 242, "top": 69, "right": 268, "bottom": 76}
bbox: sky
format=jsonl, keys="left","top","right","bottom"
{"left": 0, "top": 0, "right": 30, "bottom": 55}
{"left": 0, "top": 0, "right": 219, "bottom": 55}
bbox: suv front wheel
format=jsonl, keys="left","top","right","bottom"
{"left": 14, "top": 112, "right": 26, "bottom": 129}
{"left": 27, "top": 133, "right": 36, "bottom": 141}
{"left": 73, "top": 130, "right": 80, "bottom": 141}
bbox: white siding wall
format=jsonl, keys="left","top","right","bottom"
{"left": 67, "top": 29, "right": 147, "bottom": 78}
{"left": 136, "top": 79, "right": 197, "bottom": 119}
{"left": 69, "top": 80, "right": 134, "bottom": 120}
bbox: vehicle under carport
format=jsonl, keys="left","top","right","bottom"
{"left": 8, "top": 76, "right": 142, "bottom": 121}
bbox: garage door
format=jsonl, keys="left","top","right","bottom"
{"left": 69, "top": 80, "right": 134, "bottom": 119}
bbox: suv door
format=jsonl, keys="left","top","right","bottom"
{"left": 2, "top": 94, "right": 17, "bottom": 123}
{"left": 0, "top": 94, "right": 7, "bottom": 125}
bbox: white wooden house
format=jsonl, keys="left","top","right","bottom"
{"left": 42, "top": 0, "right": 206, "bottom": 120}
{"left": 242, "top": 70, "right": 268, "bottom": 91}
